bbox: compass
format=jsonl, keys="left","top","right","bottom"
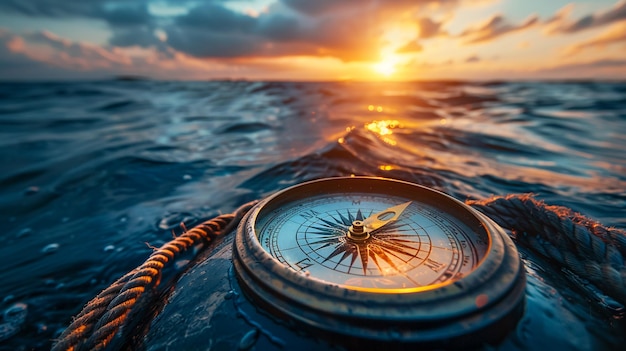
{"left": 233, "top": 177, "right": 525, "bottom": 347}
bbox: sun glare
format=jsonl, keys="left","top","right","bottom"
{"left": 374, "top": 60, "right": 396, "bottom": 77}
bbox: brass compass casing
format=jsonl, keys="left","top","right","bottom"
{"left": 233, "top": 177, "right": 526, "bottom": 348}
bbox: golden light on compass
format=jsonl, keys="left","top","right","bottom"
{"left": 233, "top": 177, "right": 526, "bottom": 346}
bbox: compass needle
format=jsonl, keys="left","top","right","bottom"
{"left": 362, "top": 201, "right": 412, "bottom": 232}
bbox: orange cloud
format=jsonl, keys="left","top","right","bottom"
{"left": 396, "top": 41, "right": 423, "bottom": 53}
{"left": 564, "top": 22, "right": 626, "bottom": 54}
{"left": 416, "top": 17, "right": 447, "bottom": 38}
{"left": 1, "top": 1, "right": 625, "bottom": 81}
{"left": 548, "top": 0, "right": 626, "bottom": 33}
{"left": 459, "top": 14, "right": 539, "bottom": 44}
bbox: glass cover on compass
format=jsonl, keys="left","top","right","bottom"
{"left": 254, "top": 192, "right": 489, "bottom": 292}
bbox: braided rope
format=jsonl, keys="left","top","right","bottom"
{"left": 468, "top": 194, "right": 626, "bottom": 306}
{"left": 51, "top": 201, "right": 257, "bottom": 351}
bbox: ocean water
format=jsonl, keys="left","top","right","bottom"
{"left": 0, "top": 80, "right": 624, "bottom": 350}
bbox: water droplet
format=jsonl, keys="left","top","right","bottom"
{"left": 238, "top": 328, "right": 259, "bottom": 350}
{"left": 35, "top": 322, "right": 48, "bottom": 334}
{"left": 41, "top": 243, "right": 59, "bottom": 254}
{"left": 224, "top": 290, "right": 237, "bottom": 300}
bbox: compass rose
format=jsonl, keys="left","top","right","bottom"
{"left": 303, "top": 202, "right": 421, "bottom": 275}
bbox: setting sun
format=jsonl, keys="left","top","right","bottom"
{"left": 373, "top": 60, "right": 397, "bottom": 77}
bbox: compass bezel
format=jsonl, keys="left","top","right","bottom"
{"left": 233, "top": 176, "right": 525, "bottom": 344}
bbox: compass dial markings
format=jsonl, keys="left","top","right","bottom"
{"left": 256, "top": 193, "right": 488, "bottom": 289}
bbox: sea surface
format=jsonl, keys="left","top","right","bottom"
{"left": 0, "top": 80, "right": 624, "bottom": 350}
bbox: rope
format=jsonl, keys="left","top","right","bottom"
{"left": 52, "top": 193, "right": 626, "bottom": 350}
{"left": 51, "top": 201, "right": 257, "bottom": 351}
{"left": 468, "top": 194, "right": 626, "bottom": 307}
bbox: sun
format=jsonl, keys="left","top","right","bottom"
{"left": 373, "top": 60, "right": 397, "bottom": 77}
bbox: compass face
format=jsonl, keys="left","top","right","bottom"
{"left": 232, "top": 177, "right": 526, "bottom": 346}
{"left": 255, "top": 194, "right": 488, "bottom": 291}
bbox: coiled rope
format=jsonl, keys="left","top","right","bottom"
{"left": 468, "top": 194, "right": 626, "bottom": 307}
{"left": 51, "top": 201, "right": 257, "bottom": 351}
{"left": 52, "top": 194, "right": 626, "bottom": 351}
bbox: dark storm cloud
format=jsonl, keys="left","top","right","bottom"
{"left": 459, "top": 14, "right": 539, "bottom": 44}
{"left": 553, "top": 0, "right": 626, "bottom": 33}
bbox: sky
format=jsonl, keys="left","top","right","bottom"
{"left": 0, "top": 0, "right": 625, "bottom": 81}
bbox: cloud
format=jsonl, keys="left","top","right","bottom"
{"left": 536, "top": 58, "right": 626, "bottom": 77}
{"left": 550, "top": 0, "right": 626, "bottom": 33}
{"left": 563, "top": 22, "right": 626, "bottom": 54}
{"left": 0, "top": 27, "right": 218, "bottom": 80}
{"left": 21, "top": 30, "right": 134, "bottom": 68}
{"left": 2, "top": 0, "right": 622, "bottom": 81}
{"left": 459, "top": 14, "right": 539, "bottom": 44}
{"left": 166, "top": 29, "right": 267, "bottom": 58}
{"left": 0, "top": 0, "right": 104, "bottom": 18}
{"left": 0, "top": 0, "right": 463, "bottom": 63}
{"left": 396, "top": 41, "right": 423, "bottom": 53}
{"left": 98, "top": 3, "right": 153, "bottom": 27}
{"left": 417, "top": 17, "right": 446, "bottom": 38}
{"left": 0, "top": 0, "right": 154, "bottom": 26}
{"left": 281, "top": 0, "right": 364, "bottom": 16}
{"left": 465, "top": 55, "right": 480, "bottom": 63}
{"left": 174, "top": 3, "right": 257, "bottom": 33}
{"left": 164, "top": 1, "right": 392, "bottom": 62}
{"left": 394, "top": 17, "right": 445, "bottom": 55}
{"left": 0, "top": 28, "right": 113, "bottom": 80}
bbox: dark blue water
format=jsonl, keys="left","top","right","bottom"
{"left": 0, "top": 80, "right": 624, "bottom": 350}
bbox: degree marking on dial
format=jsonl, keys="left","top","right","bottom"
{"left": 299, "top": 209, "right": 321, "bottom": 220}
{"left": 295, "top": 257, "right": 314, "bottom": 271}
